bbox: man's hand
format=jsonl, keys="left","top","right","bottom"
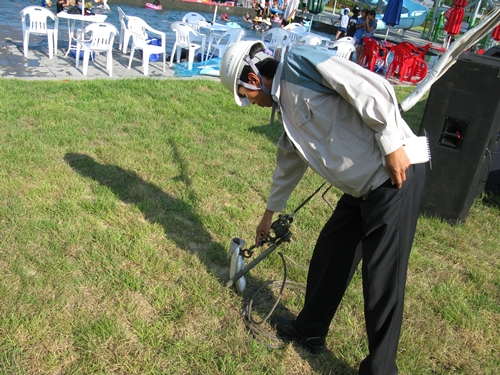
{"left": 255, "top": 209, "right": 274, "bottom": 246}
{"left": 384, "top": 146, "right": 411, "bottom": 188}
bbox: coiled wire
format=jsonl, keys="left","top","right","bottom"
{"left": 242, "top": 252, "right": 307, "bottom": 349}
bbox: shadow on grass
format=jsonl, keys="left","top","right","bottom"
{"left": 242, "top": 281, "right": 358, "bottom": 374}
{"left": 64, "top": 153, "right": 357, "bottom": 373}
{"left": 248, "top": 122, "right": 284, "bottom": 144}
{"left": 64, "top": 152, "right": 227, "bottom": 277}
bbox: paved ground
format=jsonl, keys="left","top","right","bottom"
{"left": 0, "top": 18, "right": 194, "bottom": 80}
{"left": 0, "top": 16, "right": 441, "bottom": 81}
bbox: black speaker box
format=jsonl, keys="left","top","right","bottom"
{"left": 483, "top": 45, "right": 500, "bottom": 58}
{"left": 418, "top": 52, "right": 500, "bottom": 224}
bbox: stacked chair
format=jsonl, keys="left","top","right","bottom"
{"left": 386, "top": 41, "right": 429, "bottom": 83}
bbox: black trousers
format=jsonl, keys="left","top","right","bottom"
{"left": 295, "top": 164, "right": 425, "bottom": 375}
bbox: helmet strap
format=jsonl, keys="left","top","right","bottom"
{"left": 237, "top": 56, "right": 273, "bottom": 97}
{"left": 237, "top": 55, "right": 276, "bottom": 126}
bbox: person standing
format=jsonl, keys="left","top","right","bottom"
{"left": 335, "top": 9, "right": 350, "bottom": 40}
{"left": 347, "top": 6, "right": 361, "bottom": 37}
{"left": 220, "top": 40, "right": 426, "bottom": 375}
{"left": 281, "top": 0, "right": 300, "bottom": 27}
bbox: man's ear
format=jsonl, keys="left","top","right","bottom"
{"left": 247, "top": 72, "right": 261, "bottom": 87}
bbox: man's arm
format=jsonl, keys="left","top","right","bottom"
{"left": 256, "top": 132, "right": 308, "bottom": 245}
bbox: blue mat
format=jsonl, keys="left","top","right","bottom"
{"left": 173, "top": 57, "right": 222, "bottom": 77}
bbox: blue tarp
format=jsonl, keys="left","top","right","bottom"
{"left": 173, "top": 57, "right": 222, "bottom": 77}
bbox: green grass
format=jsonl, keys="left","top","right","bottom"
{"left": 0, "top": 79, "right": 499, "bottom": 375}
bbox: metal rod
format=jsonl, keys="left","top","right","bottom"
{"left": 226, "top": 240, "right": 283, "bottom": 288}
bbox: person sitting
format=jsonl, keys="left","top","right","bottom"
{"left": 56, "top": 0, "right": 69, "bottom": 12}
{"left": 153, "top": 0, "right": 161, "bottom": 5}
{"left": 41, "top": 0, "right": 53, "bottom": 7}
{"left": 356, "top": 9, "right": 375, "bottom": 65}
{"left": 261, "top": 17, "right": 272, "bottom": 31}
{"left": 243, "top": 12, "right": 252, "bottom": 22}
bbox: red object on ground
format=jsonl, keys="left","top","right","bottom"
{"left": 492, "top": 24, "right": 500, "bottom": 41}
{"left": 386, "top": 44, "right": 428, "bottom": 83}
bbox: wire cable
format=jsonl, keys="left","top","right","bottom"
{"left": 242, "top": 252, "right": 307, "bottom": 349}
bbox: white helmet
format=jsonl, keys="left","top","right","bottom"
{"left": 220, "top": 40, "right": 273, "bottom": 107}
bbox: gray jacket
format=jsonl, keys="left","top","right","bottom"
{"left": 266, "top": 46, "right": 416, "bottom": 212}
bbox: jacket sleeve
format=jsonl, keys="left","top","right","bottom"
{"left": 285, "top": 48, "right": 414, "bottom": 156}
{"left": 266, "top": 132, "right": 309, "bottom": 212}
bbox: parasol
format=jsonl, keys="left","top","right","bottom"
{"left": 443, "top": 0, "right": 468, "bottom": 47}
{"left": 382, "top": 0, "right": 403, "bottom": 40}
{"left": 492, "top": 23, "right": 500, "bottom": 41}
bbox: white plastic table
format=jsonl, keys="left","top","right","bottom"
{"left": 57, "top": 11, "right": 108, "bottom": 57}
{"left": 200, "top": 23, "right": 230, "bottom": 61}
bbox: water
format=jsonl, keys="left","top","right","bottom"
{"left": 6, "top": 0, "right": 334, "bottom": 45}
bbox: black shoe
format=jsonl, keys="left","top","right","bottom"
{"left": 273, "top": 315, "right": 326, "bottom": 354}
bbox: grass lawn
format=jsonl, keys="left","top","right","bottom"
{"left": 0, "top": 78, "right": 498, "bottom": 375}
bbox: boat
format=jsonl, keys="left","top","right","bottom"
{"left": 145, "top": 3, "right": 163, "bottom": 10}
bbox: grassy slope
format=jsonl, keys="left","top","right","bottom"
{"left": 0, "top": 79, "right": 498, "bottom": 375}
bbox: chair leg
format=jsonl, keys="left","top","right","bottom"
{"left": 83, "top": 48, "right": 90, "bottom": 76}
{"left": 76, "top": 43, "right": 81, "bottom": 69}
{"left": 143, "top": 51, "right": 149, "bottom": 76}
{"left": 23, "top": 32, "right": 29, "bottom": 58}
{"left": 123, "top": 33, "right": 131, "bottom": 54}
{"left": 107, "top": 49, "right": 113, "bottom": 77}
{"left": 169, "top": 44, "right": 176, "bottom": 67}
{"left": 53, "top": 30, "right": 58, "bottom": 56}
{"left": 176, "top": 47, "right": 181, "bottom": 64}
{"left": 188, "top": 48, "right": 195, "bottom": 70}
{"left": 162, "top": 52, "right": 166, "bottom": 72}
{"left": 47, "top": 31, "right": 54, "bottom": 59}
{"left": 128, "top": 46, "right": 135, "bottom": 69}
{"left": 119, "top": 31, "right": 124, "bottom": 51}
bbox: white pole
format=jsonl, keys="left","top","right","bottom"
{"left": 213, "top": 4, "right": 218, "bottom": 24}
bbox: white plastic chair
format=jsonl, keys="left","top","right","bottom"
{"left": 117, "top": 6, "right": 131, "bottom": 53}
{"left": 127, "top": 20, "right": 166, "bottom": 76}
{"left": 299, "top": 34, "right": 323, "bottom": 46}
{"left": 170, "top": 21, "right": 206, "bottom": 70}
{"left": 180, "top": 13, "right": 208, "bottom": 51}
{"left": 76, "top": 22, "right": 117, "bottom": 76}
{"left": 181, "top": 12, "right": 207, "bottom": 30}
{"left": 284, "top": 22, "right": 307, "bottom": 34}
{"left": 121, "top": 15, "right": 150, "bottom": 55}
{"left": 207, "top": 28, "right": 245, "bottom": 59}
{"left": 20, "top": 5, "right": 58, "bottom": 59}
{"left": 338, "top": 36, "right": 356, "bottom": 45}
{"left": 329, "top": 39, "right": 356, "bottom": 60}
{"left": 261, "top": 27, "right": 290, "bottom": 62}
